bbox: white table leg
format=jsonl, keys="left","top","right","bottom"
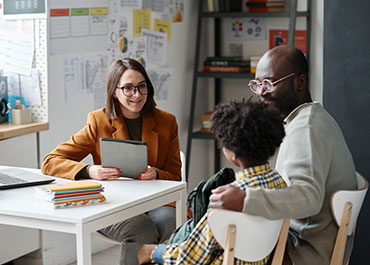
{"left": 76, "top": 224, "right": 92, "bottom": 265}
{"left": 176, "top": 187, "right": 187, "bottom": 228}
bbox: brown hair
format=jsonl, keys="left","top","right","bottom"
{"left": 105, "top": 58, "right": 157, "bottom": 120}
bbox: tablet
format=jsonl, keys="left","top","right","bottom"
{"left": 100, "top": 138, "right": 148, "bottom": 179}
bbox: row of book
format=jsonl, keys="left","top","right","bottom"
{"left": 244, "top": 0, "right": 285, "bottom": 13}
{"left": 35, "top": 181, "right": 106, "bottom": 209}
{"left": 207, "top": 0, "right": 242, "bottom": 12}
{"left": 203, "top": 56, "right": 251, "bottom": 73}
{"left": 207, "top": 0, "right": 286, "bottom": 13}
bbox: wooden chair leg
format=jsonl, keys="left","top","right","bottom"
{"left": 223, "top": 224, "right": 237, "bottom": 265}
{"left": 330, "top": 202, "right": 352, "bottom": 265}
{"left": 271, "top": 219, "right": 290, "bottom": 265}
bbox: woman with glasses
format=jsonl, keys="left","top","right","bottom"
{"left": 42, "top": 58, "right": 181, "bottom": 265}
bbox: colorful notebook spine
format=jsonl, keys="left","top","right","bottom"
{"left": 35, "top": 181, "right": 106, "bottom": 209}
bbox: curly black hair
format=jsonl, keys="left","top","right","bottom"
{"left": 210, "top": 98, "right": 285, "bottom": 163}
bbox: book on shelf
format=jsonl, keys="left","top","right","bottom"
{"left": 269, "top": 28, "right": 307, "bottom": 54}
{"left": 203, "top": 65, "right": 250, "bottom": 73}
{"left": 248, "top": 6, "right": 285, "bottom": 12}
{"left": 246, "top": 1, "right": 285, "bottom": 7}
{"left": 200, "top": 112, "right": 213, "bottom": 133}
{"left": 206, "top": 56, "right": 243, "bottom": 61}
{"left": 207, "top": 0, "right": 214, "bottom": 12}
{"left": 245, "top": 0, "right": 285, "bottom": 2}
{"left": 224, "top": 0, "right": 242, "bottom": 12}
{"left": 204, "top": 60, "right": 250, "bottom": 66}
{"left": 35, "top": 180, "right": 106, "bottom": 209}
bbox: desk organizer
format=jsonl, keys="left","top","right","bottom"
{"left": 12, "top": 109, "right": 32, "bottom": 125}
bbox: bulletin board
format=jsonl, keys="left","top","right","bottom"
{"left": 0, "top": 16, "right": 48, "bottom": 122}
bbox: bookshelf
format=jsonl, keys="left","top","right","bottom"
{"left": 185, "top": 0, "right": 311, "bottom": 180}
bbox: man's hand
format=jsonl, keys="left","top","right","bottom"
{"left": 209, "top": 184, "right": 246, "bottom": 212}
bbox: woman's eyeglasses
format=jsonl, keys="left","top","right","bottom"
{"left": 248, "top": 73, "right": 296, "bottom": 94}
{"left": 117, "top": 83, "right": 148, "bottom": 97}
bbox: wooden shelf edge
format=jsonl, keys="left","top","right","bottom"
{"left": 0, "top": 122, "right": 49, "bottom": 140}
{"left": 201, "top": 11, "right": 309, "bottom": 18}
{"left": 191, "top": 131, "right": 215, "bottom": 140}
{"left": 198, "top": 71, "right": 254, "bottom": 79}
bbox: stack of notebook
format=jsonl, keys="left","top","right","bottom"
{"left": 35, "top": 181, "right": 106, "bottom": 209}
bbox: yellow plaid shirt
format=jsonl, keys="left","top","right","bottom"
{"left": 156, "top": 163, "right": 287, "bottom": 265}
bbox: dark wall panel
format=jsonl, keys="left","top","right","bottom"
{"left": 323, "top": 1, "right": 370, "bottom": 264}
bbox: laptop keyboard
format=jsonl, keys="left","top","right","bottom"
{"left": 0, "top": 172, "right": 25, "bottom": 184}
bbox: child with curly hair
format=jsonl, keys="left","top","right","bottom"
{"left": 138, "top": 98, "right": 287, "bottom": 265}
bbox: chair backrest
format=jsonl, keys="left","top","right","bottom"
{"left": 208, "top": 209, "right": 289, "bottom": 263}
{"left": 180, "top": 151, "right": 186, "bottom": 182}
{"left": 329, "top": 172, "right": 369, "bottom": 265}
{"left": 331, "top": 172, "right": 369, "bottom": 236}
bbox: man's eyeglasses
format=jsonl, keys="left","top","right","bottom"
{"left": 117, "top": 83, "right": 148, "bottom": 97}
{"left": 248, "top": 73, "right": 296, "bottom": 94}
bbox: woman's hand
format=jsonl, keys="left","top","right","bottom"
{"left": 88, "top": 165, "right": 121, "bottom": 180}
{"left": 139, "top": 166, "right": 157, "bottom": 180}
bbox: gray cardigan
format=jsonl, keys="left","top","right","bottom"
{"left": 243, "top": 102, "right": 357, "bottom": 265}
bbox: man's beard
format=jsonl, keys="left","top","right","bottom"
{"left": 259, "top": 94, "right": 298, "bottom": 119}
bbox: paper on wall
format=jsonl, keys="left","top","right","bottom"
{"left": 141, "top": 28, "right": 167, "bottom": 66}
{"left": 90, "top": 8, "right": 108, "bottom": 36}
{"left": 226, "top": 17, "right": 266, "bottom": 41}
{"left": 163, "top": 0, "right": 183, "bottom": 23}
{"left": 154, "top": 18, "right": 172, "bottom": 40}
{"left": 19, "top": 69, "right": 42, "bottom": 106}
{"left": 84, "top": 54, "right": 108, "bottom": 109}
{"left": 133, "top": 9, "right": 152, "bottom": 37}
{"left": 142, "top": 0, "right": 165, "bottom": 12}
{"left": 63, "top": 56, "right": 87, "bottom": 103}
{"left": 121, "top": 0, "right": 142, "bottom": 10}
{"left": 0, "top": 31, "right": 34, "bottom": 76}
{"left": 147, "top": 67, "right": 172, "bottom": 101}
{"left": 6, "top": 73, "right": 21, "bottom": 96}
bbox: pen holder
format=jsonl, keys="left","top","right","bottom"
{"left": 12, "top": 108, "right": 32, "bottom": 125}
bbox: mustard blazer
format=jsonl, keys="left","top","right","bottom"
{"left": 42, "top": 107, "right": 181, "bottom": 181}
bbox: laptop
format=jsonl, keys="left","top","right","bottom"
{"left": 100, "top": 138, "right": 148, "bottom": 179}
{"left": 0, "top": 168, "right": 55, "bottom": 190}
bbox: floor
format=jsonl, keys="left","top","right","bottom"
{"left": 67, "top": 246, "right": 120, "bottom": 265}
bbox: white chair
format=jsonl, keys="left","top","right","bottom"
{"left": 208, "top": 209, "right": 290, "bottom": 265}
{"left": 93, "top": 151, "right": 187, "bottom": 247}
{"left": 180, "top": 150, "right": 186, "bottom": 182}
{"left": 329, "top": 172, "right": 369, "bottom": 265}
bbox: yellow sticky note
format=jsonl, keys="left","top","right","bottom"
{"left": 133, "top": 9, "right": 152, "bottom": 37}
{"left": 154, "top": 18, "right": 172, "bottom": 40}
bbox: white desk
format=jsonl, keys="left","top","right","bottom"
{"left": 0, "top": 167, "right": 187, "bottom": 265}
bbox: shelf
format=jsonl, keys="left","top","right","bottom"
{"left": 201, "top": 11, "right": 309, "bottom": 18}
{"left": 0, "top": 122, "right": 49, "bottom": 140}
{"left": 198, "top": 71, "right": 254, "bottom": 79}
{"left": 186, "top": 0, "right": 311, "bottom": 178}
{"left": 191, "top": 131, "right": 215, "bottom": 140}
